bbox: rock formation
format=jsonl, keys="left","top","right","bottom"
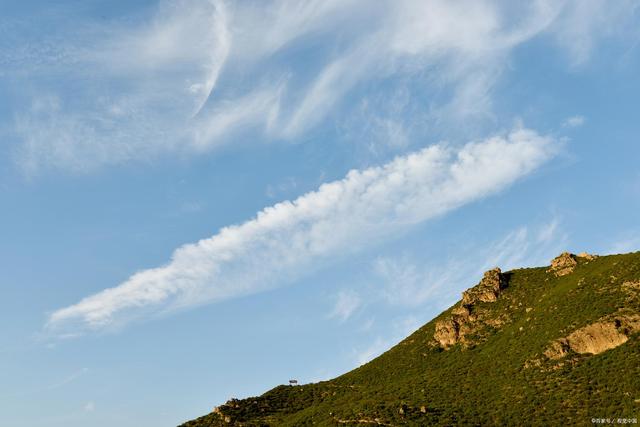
{"left": 434, "top": 268, "right": 508, "bottom": 349}
{"left": 548, "top": 252, "right": 598, "bottom": 277}
{"left": 462, "top": 268, "right": 506, "bottom": 305}
{"left": 544, "top": 313, "right": 640, "bottom": 359}
{"left": 548, "top": 252, "right": 578, "bottom": 276}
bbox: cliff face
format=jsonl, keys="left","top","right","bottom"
{"left": 181, "top": 251, "right": 640, "bottom": 427}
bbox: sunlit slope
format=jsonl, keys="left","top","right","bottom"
{"left": 181, "top": 251, "right": 640, "bottom": 426}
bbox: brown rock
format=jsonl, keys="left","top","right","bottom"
{"left": 565, "top": 322, "right": 628, "bottom": 354}
{"left": 548, "top": 252, "right": 578, "bottom": 276}
{"left": 434, "top": 268, "right": 510, "bottom": 348}
{"left": 544, "top": 314, "right": 640, "bottom": 359}
{"left": 434, "top": 318, "right": 460, "bottom": 348}
{"left": 462, "top": 268, "right": 506, "bottom": 305}
{"left": 451, "top": 304, "right": 471, "bottom": 318}
{"left": 577, "top": 252, "right": 598, "bottom": 261}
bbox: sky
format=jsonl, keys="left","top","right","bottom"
{"left": 1, "top": 0, "right": 640, "bottom": 426}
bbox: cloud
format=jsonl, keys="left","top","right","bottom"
{"left": 373, "top": 256, "right": 437, "bottom": 307}
{"left": 562, "top": 115, "right": 586, "bottom": 128}
{"left": 83, "top": 402, "right": 95, "bottom": 413}
{"left": 329, "top": 290, "right": 361, "bottom": 322}
{"left": 6, "top": 0, "right": 632, "bottom": 173}
{"left": 549, "top": 0, "right": 640, "bottom": 66}
{"left": 9, "top": 0, "right": 231, "bottom": 174}
{"left": 46, "top": 127, "right": 557, "bottom": 334}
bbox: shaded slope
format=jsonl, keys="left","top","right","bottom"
{"left": 181, "top": 251, "right": 640, "bottom": 426}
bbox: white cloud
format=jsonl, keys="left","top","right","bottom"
{"left": 84, "top": 401, "right": 95, "bottom": 412}
{"left": 46, "top": 127, "right": 557, "bottom": 334}
{"left": 7, "top": 0, "right": 632, "bottom": 173}
{"left": 191, "top": 84, "right": 284, "bottom": 150}
{"left": 562, "top": 115, "right": 586, "bottom": 128}
{"left": 10, "top": 0, "right": 232, "bottom": 174}
{"left": 329, "top": 290, "right": 361, "bottom": 322}
{"left": 550, "top": 0, "right": 640, "bottom": 66}
{"left": 537, "top": 217, "right": 560, "bottom": 242}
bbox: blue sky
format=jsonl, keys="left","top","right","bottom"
{"left": 1, "top": 1, "right": 640, "bottom": 426}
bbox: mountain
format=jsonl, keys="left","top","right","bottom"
{"left": 180, "top": 251, "right": 640, "bottom": 426}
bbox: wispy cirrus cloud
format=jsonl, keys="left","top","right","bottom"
{"left": 371, "top": 216, "right": 569, "bottom": 309}
{"left": 328, "top": 290, "right": 362, "bottom": 322}
{"left": 46, "top": 127, "right": 558, "bottom": 334}
{"left": 5, "top": 0, "right": 633, "bottom": 174}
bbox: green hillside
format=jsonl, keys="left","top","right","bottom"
{"left": 180, "top": 252, "right": 640, "bottom": 426}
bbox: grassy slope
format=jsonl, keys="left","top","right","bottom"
{"left": 181, "top": 252, "right": 640, "bottom": 426}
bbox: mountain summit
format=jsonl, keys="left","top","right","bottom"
{"left": 181, "top": 251, "right": 640, "bottom": 426}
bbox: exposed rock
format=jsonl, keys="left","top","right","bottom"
{"left": 577, "top": 252, "right": 598, "bottom": 261}
{"left": 434, "top": 268, "right": 509, "bottom": 348}
{"left": 548, "top": 252, "right": 578, "bottom": 276}
{"left": 544, "top": 314, "right": 640, "bottom": 359}
{"left": 451, "top": 304, "right": 471, "bottom": 318}
{"left": 462, "top": 268, "right": 506, "bottom": 305}
{"left": 434, "top": 318, "right": 460, "bottom": 348}
{"left": 566, "top": 322, "right": 628, "bottom": 354}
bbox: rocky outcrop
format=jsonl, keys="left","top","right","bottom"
{"left": 547, "top": 252, "right": 598, "bottom": 276}
{"left": 434, "top": 268, "right": 508, "bottom": 349}
{"left": 462, "top": 268, "right": 506, "bottom": 305}
{"left": 577, "top": 252, "right": 598, "bottom": 261}
{"left": 548, "top": 252, "right": 578, "bottom": 276}
{"left": 544, "top": 313, "right": 640, "bottom": 360}
{"left": 434, "top": 318, "right": 461, "bottom": 348}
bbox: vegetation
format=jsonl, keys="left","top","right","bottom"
{"left": 180, "top": 252, "right": 640, "bottom": 426}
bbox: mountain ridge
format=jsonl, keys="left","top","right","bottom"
{"left": 181, "top": 251, "right": 640, "bottom": 426}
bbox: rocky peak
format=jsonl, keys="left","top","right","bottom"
{"left": 461, "top": 268, "right": 506, "bottom": 305}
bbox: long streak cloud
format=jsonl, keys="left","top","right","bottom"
{"left": 47, "top": 128, "right": 557, "bottom": 334}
